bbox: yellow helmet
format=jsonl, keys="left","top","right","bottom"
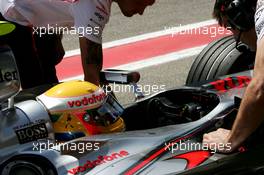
{"left": 37, "top": 80, "right": 125, "bottom": 141}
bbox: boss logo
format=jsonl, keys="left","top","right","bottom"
{"left": 0, "top": 69, "right": 18, "bottom": 82}
{"left": 15, "top": 123, "right": 48, "bottom": 144}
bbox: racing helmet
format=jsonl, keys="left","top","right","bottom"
{"left": 37, "top": 80, "right": 125, "bottom": 141}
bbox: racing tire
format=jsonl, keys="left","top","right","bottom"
{"left": 0, "top": 156, "right": 57, "bottom": 175}
{"left": 185, "top": 35, "right": 255, "bottom": 85}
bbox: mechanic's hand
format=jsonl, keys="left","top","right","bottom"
{"left": 203, "top": 128, "right": 235, "bottom": 153}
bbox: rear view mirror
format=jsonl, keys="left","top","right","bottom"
{"left": 100, "top": 69, "right": 140, "bottom": 84}
{"left": 0, "top": 45, "right": 20, "bottom": 103}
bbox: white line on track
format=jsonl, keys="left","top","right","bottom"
{"left": 62, "top": 45, "right": 206, "bottom": 81}
{"left": 64, "top": 19, "right": 216, "bottom": 58}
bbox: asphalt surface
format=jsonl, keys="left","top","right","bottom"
{"left": 62, "top": 0, "right": 216, "bottom": 105}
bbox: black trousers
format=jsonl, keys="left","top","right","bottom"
{"left": 0, "top": 14, "right": 64, "bottom": 89}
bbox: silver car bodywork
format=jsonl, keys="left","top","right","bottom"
{"left": 0, "top": 46, "right": 262, "bottom": 175}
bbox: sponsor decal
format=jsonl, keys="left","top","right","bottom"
{"left": 202, "top": 76, "right": 251, "bottom": 92}
{"left": 67, "top": 92, "right": 106, "bottom": 108}
{"left": 0, "top": 69, "right": 18, "bottom": 82}
{"left": 68, "top": 150, "right": 129, "bottom": 174}
{"left": 14, "top": 122, "right": 48, "bottom": 144}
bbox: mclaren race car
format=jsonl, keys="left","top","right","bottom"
{"left": 0, "top": 36, "right": 263, "bottom": 175}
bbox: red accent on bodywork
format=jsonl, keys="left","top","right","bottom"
{"left": 236, "top": 76, "right": 251, "bottom": 88}
{"left": 124, "top": 134, "right": 195, "bottom": 175}
{"left": 225, "top": 77, "right": 236, "bottom": 89}
{"left": 172, "top": 151, "right": 212, "bottom": 169}
{"left": 210, "top": 79, "right": 226, "bottom": 92}
{"left": 208, "top": 76, "right": 251, "bottom": 92}
{"left": 124, "top": 143, "right": 173, "bottom": 175}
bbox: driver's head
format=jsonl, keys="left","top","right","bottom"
{"left": 114, "top": 0, "right": 155, "bottom": 17}
{"left": 213, "top": 0, "right": 257, "bottom": 50}
{"left": 37, "top": 80, "right": 125, "bottom": 142}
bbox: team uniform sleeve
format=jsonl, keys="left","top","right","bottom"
{"left": 70, "top": 0, "right": 110, "bottom": 44}
{"left": 255, "top": 0, "right": 264, "bottom": 42}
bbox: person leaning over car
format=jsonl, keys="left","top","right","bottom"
{"left": 202, "top": 0, "right": 264, "bottom": 153}
{"left": 0, "top": 0, "right": 155, "bottom": 86}
{"left": 0, "top": 13, "right": 65, "bottom": 89}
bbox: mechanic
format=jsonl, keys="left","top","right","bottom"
{"left": 0, "top": 0, "right": 155, "bottom": 86}
{"left": 202, "top": 0, "right": 264, "bottom": 153}
{"left": 0, "top": 13, "right": 65, "bottom": 89}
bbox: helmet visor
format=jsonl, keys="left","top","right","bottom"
{"left": 83, "top": 94, "right": 124, "bottom": 126}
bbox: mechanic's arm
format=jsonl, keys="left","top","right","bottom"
{"left": 79, "top": 37, "right": 103, "bottom": 86}
{"left": 203, "top": 38, "right": 264, "bottom": 153}
{"left": 226, "top": 38, "right": 264, "bottom": 151}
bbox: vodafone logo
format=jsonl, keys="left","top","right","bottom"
{"left": 67, "top": 93, "right": 106, "bottom": 108}
{"left": 68, "top": 150, "right": 129, "bottom": 174}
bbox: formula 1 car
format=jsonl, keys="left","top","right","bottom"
{"left": 0, "top": 36, "right": 264, "bottom": 175}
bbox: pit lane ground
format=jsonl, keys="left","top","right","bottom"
{"left": 59, "top": 0, "right": 226, "bottom": 104}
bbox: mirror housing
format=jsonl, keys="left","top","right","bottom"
{"left": 100, "top": 69, "right": 140, "bottom": 84}
{"left": 100, "top": 69, "right": 144, "bottom": 100}
{"left": 0, "top": 45, "right": 20, "bottom": 104}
